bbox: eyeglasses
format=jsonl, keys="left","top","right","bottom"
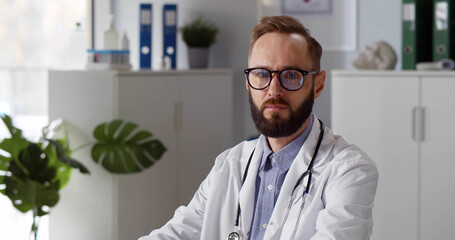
{"left": 244, "top": 68, "right": 319, "bottom": 91}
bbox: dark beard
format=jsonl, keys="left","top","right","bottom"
{"left": 248, "top": 87, "right": 314, "bottom": 138}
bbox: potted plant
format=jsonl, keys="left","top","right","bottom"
{"left": 0, "top": 114, "right": 166, "bottom": 239}
{"left": 0, "top": 114, "right": 90, "bottom": 240}
{"left": 180, "top": 16, "right": 219, "bottom": 68}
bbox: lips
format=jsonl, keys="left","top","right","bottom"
{"left": 264, "top": 104, "right": 287, "bottom": 111}
{"left": 260, "top": 98, "right": 290, "bottom": 112}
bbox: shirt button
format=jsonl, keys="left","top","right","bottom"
{"left": 263, "top": 223, "right": 268, "bottom": 229}
{"left": 268, "top": 185, "right": 274, "bottom": 190}
{"left": 272, "top": 157, "right": 276, "bottom": 163}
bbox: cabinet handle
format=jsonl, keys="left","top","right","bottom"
{"left": 412, "top": 106, "right": 425, "bottom": 142}
{"left": 174, "top": 101, "right": 182, "bottom": 132}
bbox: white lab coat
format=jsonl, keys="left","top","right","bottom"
{"left": 139, "top": 117, "right": 378, "bottom": 240}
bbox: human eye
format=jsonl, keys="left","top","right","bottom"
{"left": 251, "top": 69, "right": 270, "bottom": 79}
{"left": 282, "top": 70, "right": 303, "bottom": 81}
{"left": 281, "top": 70, "right": 304, "bottom": 90}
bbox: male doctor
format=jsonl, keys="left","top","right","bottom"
{"left": 139, "top": 15, "right": 378, "bottom": 240}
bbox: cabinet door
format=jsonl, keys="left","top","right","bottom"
{"left": 117, "top": 76, "right": 179, "bottom": 240}
{"left": 331, "top": 74, "right": 419, "bottom": 240}
{"left": 420, "top": 77, "right": 455, "bottom": 239}
{"left": 178, "top": 73, "right": 233, "bottom": 205}
{"left": 49, "top": 71, "right": 119, "bottom": 240}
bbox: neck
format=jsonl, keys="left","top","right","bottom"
{"left": 266, "top": 118, "right": 310, "bottom": 152}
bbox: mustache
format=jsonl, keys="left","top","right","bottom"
{"left": 260, "top": 98, "right": 291, "bottom": 111}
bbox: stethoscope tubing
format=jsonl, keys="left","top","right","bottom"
{"left": 229, "top": 120, "right": 325, "bottom": 240}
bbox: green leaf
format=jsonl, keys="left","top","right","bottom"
{"left": 91, "top": 120, "right": 166, "bottom": 174}
{"left": 0, "top": 175, "right": 4, "bottom": 191}
{"left": 4, "top": 176, "right": 59, "bottom": 216}
{"left": 139, "top": 140, "right": 167, "bottom": 168}
{"left": 59, "top": 156, "right": 89, "bottom": 174}
{"left": 0, "top": 113, "right": 23, "bottom": 138}
{"left": 18, "top": 144, "right": 56, "bottom": 184}
{"left": 116, "top": 122, "right": 138, "bottom": 140}
{"left": 0, "top": 154, "right": 10, "bottom": 171}
{"left": 126, "top": 130, "right": 152, "bottom": 144}
{"left": 0, "top": 137, "right": 31, "bottom": 163}
{"left": 4, "top": 144, "right": 61, "bottom": 215}
{"left": 42, "top": 142, "right": 72, "bottom": 189}
{"left": 180, "top": 16, "right": 219, "bottom": 47}
{"left": 93, "top": 123, "right": 108, "bottom": 141}
{"left": 45, "top": 139, "right": 90, "bottom": 175}
{"left": 107, "top": 120, "right": 123, "bottom": 139}
{"left": 54, "top": 165, "right": 72, "bottom": 190}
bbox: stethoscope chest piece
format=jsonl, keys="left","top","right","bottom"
{"left": 227, "top": 230, "right": 243, "bottom": 240}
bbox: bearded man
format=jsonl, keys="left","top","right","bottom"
{"left": 139, "top": 15, "right": 378, "bottom": 240}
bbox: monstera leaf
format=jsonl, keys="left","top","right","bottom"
{"left": 4, "top": 144, "right": 60, "bottom": 216}
{"left": 91, "top": 120, "right": 166, "bottom": 173}
{"left": 0, "top": 113, "right": 90, "bottom": 239}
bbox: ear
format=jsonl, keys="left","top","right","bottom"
{"left": 313, "top": 70, "right": 326, "bottom": 99}
{"left": 245, "top": 74, "right": 250, "bottom": 90}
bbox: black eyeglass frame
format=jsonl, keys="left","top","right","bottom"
{"left": 244, "top": 67, "right": 320, "bottom": 91}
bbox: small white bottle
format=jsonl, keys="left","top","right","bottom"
{"left": 104, "top": 15, "right": 118, "bottom": 50}
{"left": 164, "top": 56, "right": 172, "bottom": 70}
{"left": 121, "top": 31, "right": 129, "bottom": 50}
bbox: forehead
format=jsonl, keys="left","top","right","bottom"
{"left": 249, "top": 32, "right": 310, "bottom": 69}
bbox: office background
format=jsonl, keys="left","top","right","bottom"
{"left": 102, "top": 0, "right": 401, "bottom": 142}
{"left": 0, "top": 0, "right": 404, "bottom": 239}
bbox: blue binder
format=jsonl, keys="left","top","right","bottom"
{"left": 140, "top": 4, "right": 152, "bottom": 69}
{"left": 163, "top": 4, "right": 177, "bottom": 69}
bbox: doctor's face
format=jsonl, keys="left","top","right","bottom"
{"left": 247, "top": 32, "right": 322, "bottom": 138}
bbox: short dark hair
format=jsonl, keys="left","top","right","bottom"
{"left": 248, "top": 15, "right": 323, "bottom": 71}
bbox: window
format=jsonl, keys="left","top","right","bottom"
{"left": 0, "top": 0, "right": 89, "bottom": 239}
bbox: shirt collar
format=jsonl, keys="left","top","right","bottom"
{"left": 259, "top": 115, "right": 314, "bottom": 173}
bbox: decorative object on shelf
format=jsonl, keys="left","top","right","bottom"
{"left": 180, "top": 16, "right": 219, "bottom": 68}
{"left": 87, "top": 14, "right": 132, "bottom": 71}
{"left": 416, "top": 58, "right": 455, "bottom": 70}
{"left": 86, "top": 49, "right": 132, "bottom": 71}
{"left": 352, "top": 41, "right": 397, "bottom": 70}
{"left": 0, "top": 114, "right": 90, "bottom": 240}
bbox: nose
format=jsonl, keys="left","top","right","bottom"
{"left": 267, "top": 73, "right": 284, "bottom": 97}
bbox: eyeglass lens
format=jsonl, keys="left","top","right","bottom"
{"left": 248, "top": 69, "right": 305, "bottom": 91}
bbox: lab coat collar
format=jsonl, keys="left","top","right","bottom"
{"left": 238, "top": 134, "right": 266, "bottom": 238}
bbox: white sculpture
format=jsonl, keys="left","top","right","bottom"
{"left": 352, "top": 41, "right": 397, "bottom": 70}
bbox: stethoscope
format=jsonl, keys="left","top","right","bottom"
{"left": 227, "top": 120, "right": 325, "bottom": 240}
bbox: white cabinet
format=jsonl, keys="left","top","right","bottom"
{"left": 331, "top": 70, "right": 455, "bottom": 240}
{"left": 48, "top": 69, "right": 233, "bottom": 240}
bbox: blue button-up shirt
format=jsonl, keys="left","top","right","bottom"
{"left": 249, "top": 115, "right": 314, "bottom": 240}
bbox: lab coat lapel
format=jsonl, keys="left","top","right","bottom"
{"left": 238, "top": 136, "right": 265, "bottom": 237}
{"left": 264, "top": 117, "right": 322, "bottom": 240}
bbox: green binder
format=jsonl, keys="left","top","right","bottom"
{"left": 433, "top": 0, "right": 455, "bottom": 61}
{"left": 402, "top": 0, "right": 433, "bottom": 69}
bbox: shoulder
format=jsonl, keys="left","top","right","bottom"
{"left": 318, "top": 127, "right": 378, "bottom": 179}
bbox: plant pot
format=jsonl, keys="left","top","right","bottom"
{"left": 188, "top": 47, "right": 209, "bottom": 69}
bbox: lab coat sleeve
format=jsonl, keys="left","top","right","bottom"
{"left": 312, "top": 157, "right": 379, "bottom": 240}
{"left": 138, "top": 170, "right": 211, "bottom": 240}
